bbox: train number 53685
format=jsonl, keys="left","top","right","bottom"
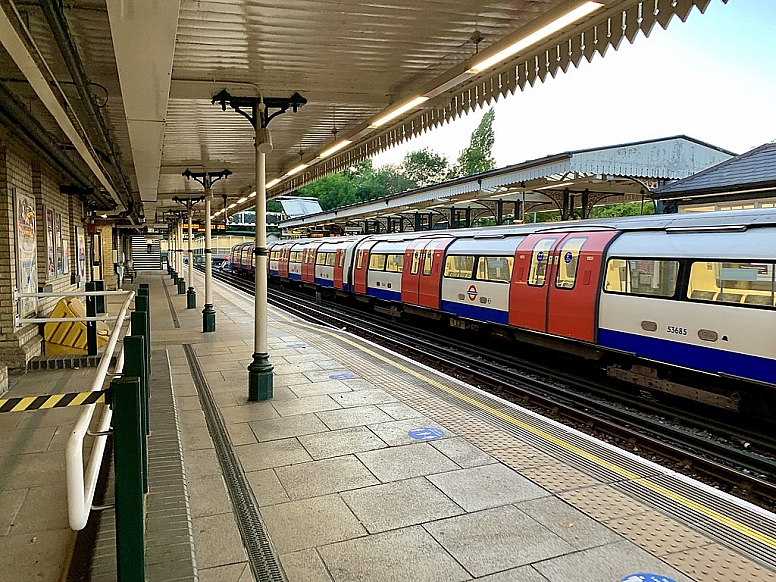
{"left": 666, "top": 326, "right": 688, "bottom": 335}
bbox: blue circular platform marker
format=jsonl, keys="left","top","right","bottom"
{"left": 329, "top": 372, "right": 355, "bottom": 380}
{"left": 408, "top": 427, "right": 445, "bottom": 441}
{"left": 621, "top": 574, "right": 678, "bottom": 582}
{"left": 286, "top": 343, "right": 306, "bottom": 348}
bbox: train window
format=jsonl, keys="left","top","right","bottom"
{"left": 555, "top": 238, "right": 586, "bottom": 290}
{"left": 327, "top": 253, "right": 336, "bottom": 267}
{"left": 369, "top": 254, "right": 387, "bottom": 271}
{"left": 444, "top": 255, "right": 476, "bottom": 279}
{"left": 356, "top": 250, "right": 364, "bottom": 270}
{"left": 411, "top": 250, "right": 421, "bottom": 275}
{"left": 339, "top": 251, "right": 345, "bottom": 268}
{"left": 385, "top": 254, "right": 404, "bottom": 272}
{"left": 604, "top": 259, "right": 679, "bottom": 297}
{"left": 290, "top": 251, "right": 302, "bottom": 263}
{"left": 316, "top": 252, "right": 327, "bottom": 265}
{"left": 475, "top": 256, "right": 513, "bottom": 282}
{"left": 687, "top": 261, "right": 775, "bottom": 308}
{"left": 423, "top": 249, "right": 433, "bottom": 276}
{"left": 527, "top": 238, "right": 555, "bottom": 287}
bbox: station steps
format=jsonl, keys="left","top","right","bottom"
{"left": 130, "top": 236, "right": 162, "bottom": 270}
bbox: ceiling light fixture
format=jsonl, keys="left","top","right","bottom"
{"left": 369, "top": 96, "right": 429, "bottom": 128}
{"left": 285, "top": 164, "right": 308, "bottom": 177}
{"left": 249, "top": 192, "right": 256, "bottom": 198}
{"left": 467, "top": 2, "right": 603, "bottom": 74}
{"left": 228, "top": 203, "right": 237, "bottom": 209}
{"left": 238, "top": 197, "right": 248, "bottom": 203}
{"left": 266, "top": 178, "right": 281, "bottom": 188}
{"left": 318, "top": 140, "right": 352, "bottom": 159}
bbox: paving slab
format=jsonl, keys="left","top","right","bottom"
{"left": 377, "top": 401, "right": 425, "bottom": 420}
{"left": 279, "top": 549, "right": 333, "bottom": 582}
{"left": 428, "top": 463, "right": 548, "bottom": 511}
{"left": 298, "top": 425, "right": 387, "bottom": 460}
{"left": 259, "top": 494, "right": 366, "bottom": 554}
{"left": 288, "top": 380, "right": 353, "bottom": 398}
{"left": 330, "top": 389, "right": 397, "bottom": 408}
{"left": 244, "top": 469, "right": 290, "bottom": 507}
{"left": 357, "top": 442, "right": 460, "bottom": 482}
{"left": 271, "top": 394, "right": 342, "bottom": 417}
{"left": 274, "top": 456, "right": 379, "bottom": 500}
{"left": 187, "top": 474, "right": 232, "bottom": 518}
{"left": 318, "top": 525, "right": 470, "bottom": 582}
{"left": 235, "top": 437, "right": 313, "bottom": 472}
{"left": 430, "top": 437, "right": 495, "bottom": 468}
{"left": 368, "top": 417, "right": 454, "bottom": 446}
{"left": 248, "top": 413, "right": 329, "bottom": 442}
{"left": 340, "top": 477, "right": 463, "bottom": 533}
{"left": 474, "top": 566, "right": 549, "bottom": 581}
{"left": 532, "top": 540, "right": 693, "bottom": 582}
{"left": 425, "top": 504, "right": 576, "bottom": 577}
{"left": 315, "top": 405, "right": 394, "bottom": 431}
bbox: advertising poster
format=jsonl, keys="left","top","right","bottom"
{"left": 62, "top": 224, "right": 69, "bottom": 274}
{"left": 55, "top": 212, "right": 63, "bottom": 275}
{"left": 14, "top": 188, "right": 37, "bottom": 320}
{"left": 46, "top": 207, "right": 55, "bottom": 278}
{"left": 76, "top": 226, "right": 86, "bottom": 285}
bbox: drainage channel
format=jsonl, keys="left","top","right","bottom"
{"left": 183, "top": 344, "right": 285, "bottom": 582}
{"left": 162, "top": 279, "right": 181, "bottom": 328}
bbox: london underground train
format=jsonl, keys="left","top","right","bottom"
{"left": 237, "top": 209, "right": 776, "bottom": 413}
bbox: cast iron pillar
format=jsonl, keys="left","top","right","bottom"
{"left": 182, "top": 169, "right": 231, "bottom": 332}
{"left": 212, "top": 89, "right": 306, "bottom": 401}
{"left": 172, "top": 195, "right": 205, "bottom": 308}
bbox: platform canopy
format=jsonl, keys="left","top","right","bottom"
{"left": 0, "top": 0, "right": 726, "bottom": 226}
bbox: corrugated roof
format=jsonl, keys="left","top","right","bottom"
{"left": 655, "top": 142, "right": 776, "bottom": 198}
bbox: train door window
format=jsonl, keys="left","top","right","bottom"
{"left": 369, "top": 254, "right": 386, "bottom": 271}
{"left": 356, "top": 250, "right": 365, "bottom": 270}
{"left": 290, "top": 251, "right": 302, "bottom": 263}
{"left": 444, "top": 255, "right": 475, "bottom": 279}
{"left": 527, "top": 238, "right": 555, "bottom": 287}
{"left": 604, "top": 259, "right": 679, "bottom": 297}
{"left": 688, "top": 261, "right": 775, "bottom": 307}
{"left": 326, "top": 253, "right": 336, "bottom": 266}
{"left": 316, "top": 252, "right": 327, "bottom": 265}
{"left": 555, "top": 238, "right": 586, "bottom": 289}
{"left": 339, "top": 251, "right": 346, "bottom": 268}
{"left": 385, "top": 254, "right": 404, "bottom": 272}
{"left": 475, "top": 256, "right": 513, "bottom": 282}
{"left": 422, "top": 249, "right": 433, "bottom": 276}
{"left": 411, "top": 250, "right": 421, "bottom": 275}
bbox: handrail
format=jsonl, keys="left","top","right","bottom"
{"left": 65, "top": 289, "right": 136, "bottom": 530}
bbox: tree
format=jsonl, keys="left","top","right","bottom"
{"left": 298, "top": 173, "right": 357, "bottom": 210}
{"left": 400, "top": 148, "right": 450, "bottom": 187}
{"left": 450, "top": 107, "right": 496, "bottom": 178}
{"left": 267, "top": 200, "right": 283, "bottom": 213}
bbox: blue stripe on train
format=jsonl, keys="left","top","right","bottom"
{"left": 342, "top": 283, "right": 350, "bottom": 292}
{"left": 269, "top": 269, "right": 278, "bottom": 276}
{"left": 597, "top": 328, "right": 776, "bottom": 385}
{"left": 315, "top": 278, "right": 334, "bottom": 287}
{"left": 440, "top": 300, "right": 509, "bottom": 325}
{"left": 367, "top": 287, "right": 401, "bottom": 302}
{"left": 288, "top": 273, "right": 301, "bottom": 281}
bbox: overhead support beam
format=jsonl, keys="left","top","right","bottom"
{"left": 107, "top": 0, "right": 181, "bottom": 211}
{"left": 0, "top": 2, "right": 123, "bottom": 209}
{"left": 170, "top": 80, "right": 389, "bottom": 105}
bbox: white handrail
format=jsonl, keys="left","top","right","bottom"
{"left": 66, "top": 289, "right": 136, "bottom": 531}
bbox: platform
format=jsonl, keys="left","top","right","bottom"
{"left": 2, "top": 269, "right": 776, "bottom": 581}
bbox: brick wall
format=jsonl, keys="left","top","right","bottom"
{"left": 97, "top": 223, "right": 118, "bottom": 290}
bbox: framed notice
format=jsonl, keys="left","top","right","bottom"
{"left": 76, "top": 226, "right": 86, "bottom": 285}
{"left": 46, "top": 207, "right": 55, "bottom": 278}
{"left": 61, "top": 217, "right": 69, "bottom": 274}
{"left": 55, "top": 212, "right": 63, "bottom": 275}
{"left": 14, "top": 188, "right": 37, "bottom": 321}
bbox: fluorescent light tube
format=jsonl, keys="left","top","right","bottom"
{"left": 238, "top": 197, "right": 248, "bottom": 203}
{"left": 319, "top": 140, "right": 352, "bottom": 158}
{"left": 266, "top": 178, "right": 281, "bottom": 188}
{"left": 467, "top": 2, "right": 603, "bottom": 74}
{"left": 285, "top": 164, "right": 309, "bottom": 177}
{"left": 369, "top": 96, "right": 429, "bottom": 128}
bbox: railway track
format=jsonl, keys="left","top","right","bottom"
{"left": 201, "top": 266, "right": 776, "bottom": 508}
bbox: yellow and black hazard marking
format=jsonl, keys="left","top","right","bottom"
{"left": 0, "top": 390, "right": 107, "bottom": 413}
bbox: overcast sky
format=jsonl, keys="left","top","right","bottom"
{"left": 372, "top": 0, "right": 776, "bottom": 169}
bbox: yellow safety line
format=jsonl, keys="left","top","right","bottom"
{"left": 69, "top": 392, "right": 91, "bottom": 407}
{"left": 10, "top": 396, "right": 36, "bottom": 413}
{"left": 275, "top": 310, "right": 776, "bottom": 549}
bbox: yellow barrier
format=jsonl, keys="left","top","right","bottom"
{"left": 44, "top": 298, "right": 109, "bottom": 354}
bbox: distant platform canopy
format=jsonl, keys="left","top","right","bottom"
{"left": 654, "top": 142, "right": 776, "bottom": 213}
{"left": 280, "top": 135, "right": 734, "bottom": 236}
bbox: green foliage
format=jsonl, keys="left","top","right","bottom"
{"left": 266, "top": 200, "right": 283, "bottom": 213}
{"left": 450, "top": 108, "right": 496, "bottom": 178}
{"left": 587, "top": 201, "right": 655, "bottom": 218}
{"left": 298, "top": 173, "right": 357, "bottom": 210}
{"left": 401, "top": 148, "right": 450, "bottom": 187}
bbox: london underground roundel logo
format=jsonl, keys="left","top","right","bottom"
{"left": 467, "top": 284, "right": 478, "bottom": 301}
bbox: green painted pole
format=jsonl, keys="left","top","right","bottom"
{"left": 111, "top": 376, "right": 145, "bottom": 582}
{"left": 85, "top": 282, "right": 97, "bottom": 357}
{"left": 95, "top": 280, "right": 105, "bottom": 314}
{"left": 131, "top": 309, "right": 151, "bottom": 388}
{"left": 124, "top": 335, "right": 148, "bottom": 494}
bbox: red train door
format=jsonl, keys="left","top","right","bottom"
{"left": 353, "top": 240, "right": 377, "bottom": 294}
{"left": 401, "top": 240, "right": 428, "bottom": 305}
{"left": 301, "top": 243, "right": 323, "bottom": 283}
{"left": 333, "top": 248, "right": 345, "bottom": 289}
{"left": 279, "top": 246, "right": 290, "bottom": 278}
{"left": 419, "top": 238, "right": 453, "bottom": 309}
{"left": 510, "top": 231, "right": 617, "bottom": 342}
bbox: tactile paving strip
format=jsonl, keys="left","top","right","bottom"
{"left": 271, "top": 314, "right": 776, "bottom": 577}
